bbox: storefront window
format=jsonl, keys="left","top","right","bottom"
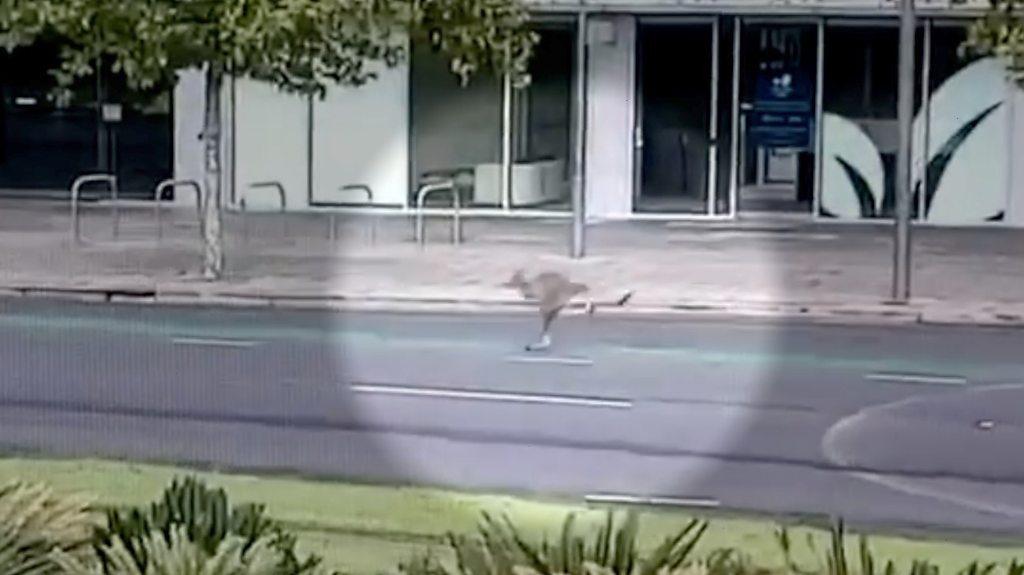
{"left": 511, "top": 23, "right": 575, "bottom": 211}
{"left": 0, "top": 42, "right": 171, "bottom": 197}
{"left": 0, "top": 43, "right": 99, "bottom": 192}
{"left": 410, "top": 42, "right": 502, "bottom": 208}
{"left": 104, "top": 66, "right": 173, "bottom": 198}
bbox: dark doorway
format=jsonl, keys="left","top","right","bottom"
{"left": 635, "top": 22, "right": 714, "bottom": 214}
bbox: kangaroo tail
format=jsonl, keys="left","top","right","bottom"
{"left": 615, "top": 291, "right": 634, "bottom": 306}
{"left": 584, "top": 291, "right": 632, "bottom": 316}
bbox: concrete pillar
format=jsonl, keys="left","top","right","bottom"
{"left": 585, "top": 15, "right": 637, "bottom": 220}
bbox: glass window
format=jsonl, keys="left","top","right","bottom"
{"left": 410, "top": 42, "right": 502, "bottom": 209}
{"left": 103, "top": 63, "right": 173, "bottom": 198}
{"left": 0, "top": 42, "right": 100, "bottom": 192}
{"left": 510, "top": 23, "right": 576, "bottom": 211}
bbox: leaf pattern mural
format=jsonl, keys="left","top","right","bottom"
{"left": 923, "top": 102, "right": 1002, "bottom": 217}
{"left": 822, "top": 57, "right": 1010, "bottom": 224}
{"left": 834, "top": 157, "right": 877, "bottom": 218}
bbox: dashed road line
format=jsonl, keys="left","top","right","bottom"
{"left": 504, "top": 355, "right": 594, "bottom": 367}
{"left": 351, "top": 383, "right": 631, "bottom": 409}
{"left": 171, "top": 337, "right": 262, "bottom": 348}
{"left": 585, "top": 493, "right": 721, "bottom": 509}
{"left": 864, "top": 372, "right": 968, "bottom": 386}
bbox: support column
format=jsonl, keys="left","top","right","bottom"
{"left": 571, "top": 11, "right": 589, "bottom": 258}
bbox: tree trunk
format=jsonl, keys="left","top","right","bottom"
{"left": 202, "top": 65, "right": 225, "bottom": 279}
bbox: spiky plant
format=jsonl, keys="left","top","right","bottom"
{"left": 51, "top": 525, "right": 284, "bottom": 575}
{"left": 0, "top": 480, "right": 98, "bottom": 575}
{"left": 94, "top": 476, "right": 328, "bottom": 575}
{"left": 418, "top": 510, "right": 708, "bottom": 575}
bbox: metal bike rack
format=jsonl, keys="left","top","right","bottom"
{"left": 322, "top": 184, "right": 377, "bottom": 244}
{"left": 153, "top": 179, "right": 204, "bottom": 241}
{"left": 241, "top": 181, "right": 287, "bottom": 241}
{"left": 70, "top": 174, "right": 119, "bottom": 245}
{"left": 415, "top": 179, "right": 462, "bottom": 246}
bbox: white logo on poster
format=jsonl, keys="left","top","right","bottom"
{"left": 771, "top": 73, "right": 794, "bottom": 99}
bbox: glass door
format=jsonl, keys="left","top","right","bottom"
{"left": 736, "top": 21, "right": 819, "bottom": 215}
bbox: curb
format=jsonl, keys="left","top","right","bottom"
{"left": 3, "top": 280, "right": 1024, "bottom": 329}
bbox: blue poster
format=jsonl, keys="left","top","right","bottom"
{"left": 748, "top": 29, "right": 814, "bottom": 150}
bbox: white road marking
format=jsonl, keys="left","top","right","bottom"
{"left": 864, "top": 372, "right": 967, "bottom": 386}
{"left": 171, "top": 337, "right": 261, "bottom": 348}
{"left": 838, "top": 469, "right": 1024, "bottom": 520}
{"left": 505, "top": 355, "right": 594, "bottom": 367}
{"left": 350, "top": 384, "right": 631, "bottom": 409}
{"left": 585, "top": 493, "right": 721, "bottom": 509}
{"left": 822, "top": 395, "right": 1024, "bottom": 519}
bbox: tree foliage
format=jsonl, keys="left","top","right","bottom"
{"left": 965, "top": 0, "right": 1024, "bottom": 84}
{"left": 0, "top": 0, "right": 537, "bottom": 96}
{"left": 0, "top": 0, "right": 536, "bottom": 279}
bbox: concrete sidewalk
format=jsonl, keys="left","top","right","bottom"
{"left": 1, "top": 198, "right": 1023, "bottom": 326}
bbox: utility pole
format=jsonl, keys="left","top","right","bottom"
{"left": 570, "top": 11, "right": 588, "bottom": 259}
{"left": 893, "top": 0, "right": 916, "bottom": 302}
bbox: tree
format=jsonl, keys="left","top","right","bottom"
{"left": 0, "top": 0, "right": 536, "bottom": 279}
{"left": 965, "top": 0, "right": 1024, "bottom": 83}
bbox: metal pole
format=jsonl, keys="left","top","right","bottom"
{"left": 893, "top": 0, "right": 916, "bottom": 302}
{"left": 729, "top": 17, "right": 741, "bottom": 218}
{"left": 571, "top": 11, "right": 589, "bottom": 259}
{"left": 812, "top": 18, "right": 825, "bottom": 219}
{"left": 919, "top": 19, "right": 932, "bottom": 220}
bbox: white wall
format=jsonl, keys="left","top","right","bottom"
{"left": 232, "top": 78, "right": 309, "bottom": 211}
{"left": 585, "top": 15, "right": 636, "bottom": 220}
{"left": 311, "top": 63, "right": 409, "bottom": 207}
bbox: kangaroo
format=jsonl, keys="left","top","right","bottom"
{"left": 502, "top": 270, "right": 593, "bottom": 351}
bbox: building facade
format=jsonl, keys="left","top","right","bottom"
{"left": 168, "top": 0, "right": 1024, "bottom": 226}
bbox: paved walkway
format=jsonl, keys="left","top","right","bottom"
{"left": 1, "top": 199, "right": 1023, "bottom": 325}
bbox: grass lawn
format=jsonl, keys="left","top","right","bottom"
{"left": 1, "top": 457, "right": 1022, "bottom": 574}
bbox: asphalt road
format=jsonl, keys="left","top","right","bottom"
{"left": 2, "top": 297, "right": 1024, "bottom": 536}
